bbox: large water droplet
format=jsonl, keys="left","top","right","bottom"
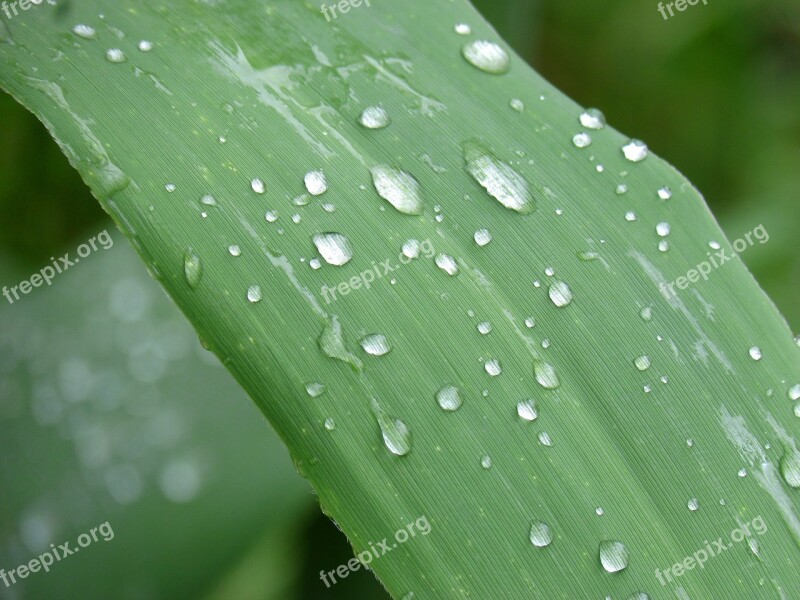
{"left": 183, "top": 250, "right": 202, "bottom": 289}
{"left": 359, "top": 106, "right": 390, "bottom": 129}
{"left": 463, "top": 141, "right": 533, "bottom": 214}
{"left": 370, "top": 166, "right": 424, "bottom": 215}
{"left": 529, "top": 521, "right": 553, "bottom": 547}
{"left": 779, "top": 448, "right": 800, "bottom": 488}
{"left": 435, "top": 254, "right": 459, "bottom": 276}
{"left": 622, "top": 139, "right": 648, "bottom": 162}
{"left": 517, "top": 399, "right": 538, "bottom": 421}
{"left": 474, "top": 228, "right": 492, "bottom": 247}
{"left": 485, "top": 359, "right": 502, "bottom": 377}
{"left": 634, "top": 355, "right": 652, "bottom": 371}
{"left": 251, "top": 178, "right": 266, "bottom": 194}
{"left": 360, "top": 334, "right": 392, "bottom": 356}
{"left": 313, "top": 233, "right": 353, "bottom": 266}
{"left": 461, "top": 40, "right": 510, "bottom": 74}
{"left": 436, "top": 386, "right": 463, "bottom": 411}
{"left": 548, "top": 281, "right": 573, "bottom": 307}
{"left": 599, "top": 540, "right": 629, "bottom": 573}
{"left": 534, "top": 360, "right": 560, "bottom": 389}
{"left": 579, "top": 108, "right": 606, "bottom": 130}
{"left": 305, "top": 170, "right": 328, "bottom": 196}
{"left": 372, "top": 399, "right": 412, "bottom": 456}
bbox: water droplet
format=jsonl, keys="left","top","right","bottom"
{"left": 306, "top": 383, "right": 326, "bottom": 398}
{"left": 165, "top": 183, "right": 176, "bottom": 193}
{"left": 313, "top": 233, "right": 353, "bottom": 266}
{"left": 656, "top": 222, "right": 671, "bottom": 237}
{"left": 599, "top": 540, "right": 629, "bottom": 573}
{"left": 748, "top": 346, "right": 763, "bottom": 361}
{"left": 138, "top": 40, "right": 153, "bottom": 52}
{"left": 538, "top": 431, "right": 553, "bottom": 446}
{"left": 73, "top": 24, "right": 96, "bottom": 39}
{"left": 793, "top": 402, "right": 800, "bottom": 418}
{"left": 658, "top": 186, "right": 673, "bottom": 200}
{"left": 510, "top": 98, "right": 525, "bottom": 112}
{"left": 628, "top": 594, "right": 650, "bottom": 600}
{"left": 324, "top": 417, "right": 336, "bottom": 431}
{"left": 780, "top": 449, "right": 800, "bottom": 488}
{"left": 402, "top": 239, "right": 422, "bottom": 259}
{"left": 463, "top": 141, "right": 533, "bottom": 214}
{"left": 319, "top": 317, "right": 362, "bottom": 369}
{"left": 359, "top": 106, "right": 390, "bottom": 129}
{"left": 105, "top": 48, "right": 126, "bottom": 63}
{"left": 688, "top": 498, "right": 699, "bottom": 511}
{"left": 436, "top": 254, "right": 459, "bottom": 276}
{"left": 738, "top": 468, "right": 748, "bottom": 478}
{"left": 477, "top": 321, "right": 493, "bottom": 335}
{"left": 481, "top": 454, "right": 493, "bottom": 469}
{"left": 461, "top": 40, "right": 510, "bottom": 74}
{"left": 474, "top": 228, "right": 492, "bottom": 247}
{"left": 534, "top": 360, "right": 560, "bottom": 389}
{"left": 247, "top": 285, "right": 262, "bottom": 303}
{"left": 201, "top": 194, "right": 216, "bottom": 206}
{"left": 622, "top": 139, "right": 648, "bottom": 162}
{"left": 265, "top": 210, "right": 279, "bottom": 223}
{"left": 596, "top": 507, "right": 605, "bottom": 516}
{"left": 640, "top": 307, "right": 653, "bottom": 321}
{"left": 517, "top": 399, "right": 538, "bottom": 421}
{"left": 548, "top": 281, "right": 573, "bottom": 307}
{"left": 436, "top": 386, "right": 463, "bottom": 411}
{"left": 634, "top": 355, "right": 651, "bottom": 371}
{"left": 625, "top": 211, "right": 637, "bottom": 222}
{"left": 578, "top": 251, "right": 600, "bottom": 262}
{"left": 687, "top": 438, "right": 695, "bottom": 448}
{"left": 183, "top": 250, "right": 202, "bottom": 289}
{"left": 572, "top": 133, "right": 592, "bottom": 148}
{"left": 579, "top": 108, "right": 606, "bottom": 130}
{"left": 228, "top": 245, "right": 241, "bottom": 257}
{"left": 525, "top": 317, "right": 536, "bottom": 328}
{"left": 455, "top": 23, "right": 472, "bottom": 35}
{"left": 372, "top": 399, "right": 412, "bottom": 456}
{"left": 370, "top": 166, "right": 424, "bottom": 215}
{"left": 529, "top": 521, "right": 553, "bottom": 548}
{"left": 790, "top": 384, "right": 800, "bottom": 401}
{"left": 485, "top": 359, "right": 502, "bottom": 377}
{"left": 304, "top": 170, "right": 328, "bottom": 196}
{"left": 251, "top": 178, "right": 266, "bottom": 194}
{"left": 545, "top": 267, "right": 555, "bottom": 277}
{"left": 658, "top": 240, "right": 670, "bottom": 253}
{"left": 360, "top": 334, "right": 391, "bottom": 356}
{"left": 616, "top": 183, "right": 629, "bottom": 195}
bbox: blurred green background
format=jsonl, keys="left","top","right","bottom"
{"left": 0, "top": 0, "right": 797, "bottom": 598}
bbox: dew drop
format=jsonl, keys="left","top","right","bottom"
{"left": 402, "top": 239, "right": 422, "bottom": 259}
{"left": 622, "top": 139, "right": 648, "bottom": 162}
{"left": 306, "top": 383, "right": 326, "bottom": 398}
{"left": 793, "top": 402, "right": 800, "bottom": 418}
{"left": 658, "top": 240, "right": 670, "bottom": 253}
{"left": 359, "top": 106, "right": 390, "bottom": 129}
{"left": 474, "top": 228, "right": 492, "bottom": 247}
{"left": 313, "top": 233, "right": 353, "bottom": 266}
{"left": 579, "top": 108, "right": 606, "bottom": 130}
{"left": 529, "top": 522, "right": 553, "bottom": 548}
{"left": 201, "top": 194, "right": 216, "bottom": 206}
{"left": 485, "top": 359, "right": 502, "bottom": 377}
{"left": 360, "top": 334, "right": 391, "bottom": 357}
{"left": 599, "top": 540, "right": 629, "bottom": 573}
{"left": 463, "top": 141, "right": 533, "bottom": 214}
{"left": 183, "top": 250, "right": 202, "bottom": 289}
{"left": 481, "top": 454, "right": 493, "bottom": 469}
{"left": 538, "top": 431, "right": 553, "bottom": 446}
{"left": 548, "top": 281, "right": 573, "bottom": 307}
{"left": 324, "top": 418, "right": 336, "bottom": 431}
{"left": 265, "top": 210, "right": 279, "bottom": 223}
{"left": 625, "top": 211, "right": 637, "bottom": 222}
{"left": 628, "top": 594, "right": 650, "bottom": 600}
{"left": 73, "top": 24, "right": 96, "bottom": 39}
{"left": 510, "top": 98, "right": 525, "bottom": 112}
{"left": 165, "top": 183, "right": 176, "bottom": 193}
{"left": 596, "top": 507, "right": 605, "bottom": 516}
{"left": 138, "top": 40, "right": 153, "bottom": 52}
{"left": 371, "top": 399, "right": 412, "bottom": 457}
{"left": 790, "top": 384, "right": 800, "bottom": 401}
{"left": 687, "top": 498, "right": 699, "bottom": 511}
{"left": 640, "top": 307, "right": 653, "bottom": 321}
{"left": 436, "top": 386, "right": 463, "bottom": 411}
{"left": 228, "top": 244, "right": 241, "bottom": 257}
{"left": 656, "top": 222, "right": 671, "bottom": 237}
{"left": 634, "top": 355, "right": 652, "bottom": 371}
{"left": 748, "top": 346, "right": 763, "bottom": 361}
{"left": 779, "top": 449, "right": 800, "bottom": 488}
{"left": 370, "top": 166, "right": 424, "bottom": 215}
{"left": 304, "top": 170, "right": 328, "bottom": 196}
{"left": 658, "top": 186, "right": 673, "bottom": 200}
{"left": 436, "top": 254, "right": 459, "bottom": 276}
{"left": 517, "top": 399, "right": 538, "bottom": 422}
{"left": 738, "top": 468, "right": 748, "bottom": 478}
{"left": 525, "top": 317, "right": 536, "bottom": 328}
{"left": 616, "top": 183, "right": 629, "bottom": 195}
{"left": 534, "top": 360, "right": 560, "bottom": 389}
{"left": 455, "top": 23, "right": 472, "bottom": 35}
{"left": 251, "top": 178, "right": 266, "bottom": 194}
{"left": 247, "top": 285, "right": 262, "bottom": 303}
{"left": 477, "top": 321, "right": 493, "bottom": 335}
{"left": 461, "top": 40, "right": 510, "bottom": 74}
{"left": 105, "top": 48, "right": 126, "bottom": 63}
{"left": 572, "top": 133, "right": 592, "bottom": 148}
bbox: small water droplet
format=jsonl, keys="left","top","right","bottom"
{"left": 165, "top": 183, "right": 176, "bottom": 193}
{"left": 658, "top": 186, "right": 673, "bottom": 200}
{"left": 436, "top": 254, "right": 459, "bottom": 276}
{"left": 485, "top": 359, "right": 502, "bottom": 377}
{"left": 455, "top": 23, "right": 472, "bottom": 35}
{"left": 372, "top": 398, "right": 412, "bottom": 457}
{"left": 658, "top": 240, "right": 670, "bottom": 253}
{"left": 510, "top": 98, "right": 525, "bottom": 112}
{"left": 525, "top": 317, "right": 536, "bottom": 328}
{"left": 529, "top": 521, "right": 553, "bottom": 548}
{"left": 625, "top": 211, "right": 637, "bottom": 222}
{"left": 183, "top": 250, "right": 202, "bottom": 289}
{"left": 324, "top": 417, "right": 336, "bottom": 431}
{"left": 105, "top": 48, "right": 126, "bottom": 63}
{"left": 749, "top": 346, "right": 763, "bottom": 361}
{"left": 517, "top": 399, "right": 538, "bottom": 421}
{"left": 688, "top": 498, "right": 699, "bottom": 511}
{"left": 313, "top": 233, "right": 353, "bottom": 266}
{"left": 656, "top": 222, "right": 671, "bottom": 237}
{"left": 265, "top": 210, "right": 279, "bottom": 223}
{"left": 686, "top": 438, "right": 695, "bottom": 448}
{"left": 370, "top": 166, "right": 424, "bottom": 215}
{"left": 477, "top": 321, "right": 493, "bottom": 335}
{"left": 360, "top": 334, "right": 391, "bottom": 357}
{"left": 534, "top": 360, "right": 560, "bottom": 389}
{"left": 738, "top": 468, "right": 748, "bottom": 478}
{"left": 538, "top": 431, "right": 553, "bottom": 446}
{"left": 579, "top": 108, "right": 606, "bottom": 130}
{"left": 462, "top": 40, "right": 510, "bottom": 74}
{"left": 779, "top": 448, "right": 800, "bottom": 488}
{"left": 596, "top": 507, "right": 605, "bottom": 516}
{"left": 436, "top": 386, "right": 463, "bottom": 411}
{"left": 634, "top": 355, "right": 651, "bottom": 371}
{"left": 793, "top": 402, "right": 800, "bottom": 418}
{"left": 304, "top": 170, "right": 328, "bottom": 196}
{"left": 481, "top": 454, "right": 493, "bottom": 469}
{"left": 306, "top": 383, "right": 326, "bottom": 398}
{"left": 599, "top": 540, "right": 629, "bottom": 573}
{"left": 640, "top": 307, "right": 653, "bottom": 321}
{"left": 138, "top": 40, "right": 153, "bottom": 52}
{"left": 359, "top": 106, "right": 391, "bottom": 129}
{"left": 572, "top": 133, "right": 592, "bottom": 148}
{"left": 73, "top": 24, "right": 96, "bottom": 39}
{"left": 463, "top": 141, "right": 533, "bottom": 214}
{"left": 548, "top": 281, "right": 573, "bottom": 307}
{"left": 251, "top": 178, "right": 266, "bottom": 194}
{"left": 228, "top": 245, "right": 241, "bottom": 257}
{"left": 627, "top": 594, "right": 650, "bottom": 600}
{"left": 578, "top": 251, "right": 600, "bottom": 262}
{"left": 616, "top": 184, "right": 629, "bottom": 195}
{"left": 247, "top": 285, "right": 262, "bottom": 303}
{"left": 201, "top": 194, "right": 216, "bottom": 206}
{"left": 622, "top": 139, "right": 648, "bottom": 162}
{"left": 474, "top": 228, "right": 492, "bottom": 247}
{"left": 402, "top": 239, "right": 421, "bottom": 259}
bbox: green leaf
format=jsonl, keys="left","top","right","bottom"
{"left": 2, "top": 1, "right": 799, "bottom": 598}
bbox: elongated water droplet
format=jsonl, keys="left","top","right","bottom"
{"left": 463, "top": 141, "right": 533, "bottom": 214}
{"left": 73, "top": 24, "right": 96, "bottom": 39}
{"left": 371, "top": 399, "right": 412, "bottom": 456}
{"left": 319, "top": 317, "right": 362, "bottom": 369}
{"left": 474, "top": 228, "right": 492, "bottom": 247}
{"left": 793, "top": 402, "right": 800, "bottom": 418}
{"left": 304, "top": 170, "right": 328, "bottom": 196}
{"left": 634, "top": 355, "right": 651, "bottom": 371}
{"left": 579, "top": 108, "right": 606, "bottom": 130}
{"left": 529, "top": 521, "right": 553, "bottom": 548}
{"left": 306, "top": 383, "right": 326, "bottom": 398}
{"left": 247, "top": 285, "right": 262, "bottom": 303}
{"left": 748, "top": 346, "right": 763, "bottom": 361}
{"left": 183, "top": 250, "right": 202, "bottom": 289}
{"left": 510, "top": 98, "right": 525, "bottom": 112}
{"left": 779, "top": 448, "right": 800, "bottom": 488}
{"left": 622, "top": 139, "right": 648, "bottom": 162}
{"left": 360, "top": 334, "right": 391, "bottom": 356}
{"left": 251, "top": 178, "right": 266, "bottom": 194}
{"left": 548, "top": 281, "right": 573, "bottom": 307}
{"left": 538, "top": 431, "right": 553, "bottom": 446}
{"left": 455, "top": 23, "right": 472, "bottom": 35}
{"left": 789, "top": 384, "right": 800, "bottom": 401}
{"left": 324, "top": 417, "right": 336, "bottom": 431}
{"left": 534, "top": 360, "right": 560, "bottom": 389}
{"left": 481, "top": 454, "right": 493, "bottom": 469}
{"left": 313, "top": 233, "right": 353, "bottom": 266}
{"left": 436, "top": 386, "right": 463, "bottom": 411}
{"left": 436, "top": 254, "right": 459, "bottom": 276}
{"left": 599, "top": 540, "right": 629, "bottom": 573}
{"left": 517, "top": 399, "right": 538, "bottom": 421}
{"left": 105, "top": 48, "right": 126, "bottom": 63}
{"left": 359, "top": 106, "right": 390, "bottom": 129}
{"left": 461, "top": 40, "right": 510, "bottom": 74}
{"left": 228, "top": 245, "right": 241, "bottom": 257}
{"left": 370, "top": 166, "right": 424, "bottom": 215}
{"left": 485, "top": 359, "right": 502, "bottom": 377}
